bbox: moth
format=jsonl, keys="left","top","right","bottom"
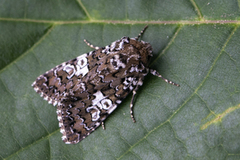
{"left": 32, "top": 26, "right": 179, "bottom": 144}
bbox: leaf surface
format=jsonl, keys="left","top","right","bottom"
{"left": 0, "top": 0, "right": 240, "bottom": 160}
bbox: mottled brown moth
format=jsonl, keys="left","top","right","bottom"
{"left": 32, "top": 26, "right": 179, "bottom": 144}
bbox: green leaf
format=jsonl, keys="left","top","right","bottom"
{"left": 0, "top": 0, "right": 240, "bottom": 159}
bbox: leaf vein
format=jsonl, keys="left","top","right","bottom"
{"left": 189, "top": 0, "right": 203, "bottom": 20}
{"left": 76, "top": 0, "right": 92, "bottom": 20}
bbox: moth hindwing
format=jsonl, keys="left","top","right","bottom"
{"left": 32, "top": 26, "right": 179, "bottom": 144}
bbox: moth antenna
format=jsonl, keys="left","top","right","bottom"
{"left": 150, "top": 69, "right": 180, "bottom": 87}
{"left": 84, "top": 39, "right": 100, "bottom": 50}
{"left": 129, "top": 79, "right": 142, "bottom": 123}
{"left": 130, "top": 90, "right": 137, "bottom": 123}
{"left": 135, "top": 25, "right": 148, "bottom": 41}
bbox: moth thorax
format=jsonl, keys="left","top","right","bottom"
{"left": 134, "top": 40, "right": 153, "bottom": 67}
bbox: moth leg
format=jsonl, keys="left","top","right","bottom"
{"left": 130, "top": 83, "right": 141, "bottom": 123}
{"left": 150, "top": 69, "right": 180, "bottom": 87}
{"left": 135, "top": 25, "right": 148, "bottom": 41}
{"left": 130, "top": 90, "right": 137, "bottom": 123}
{"left": 84, "top": 39, "right": 100, "bottom": 50}
{"left": 101, "top": 122, "right": 105, "bottom": 130}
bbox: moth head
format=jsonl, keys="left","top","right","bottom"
{"left": 140, "top": 41, "right": 153, "bottom": 67}
{"left": 130, "top": 38, "right": 153, "bottom": 67}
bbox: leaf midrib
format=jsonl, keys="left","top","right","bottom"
{"left": 1, "top": 18, "right": 240, "bottom": 24}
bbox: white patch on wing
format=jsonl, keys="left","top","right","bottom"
{"left": 96, "top": 98, "right": 117, "bottom": 114}
{"left": 110, "top": 54, "right": 126, "bottom": 70}
{"left": 63, "top": 64, "right": 76, "bottom": 79}
{"left": 75, "top": 54, "right": 89, "bottom": 77}
{"left": 86, "top": 106, "right": 100, "bottom": 121}
{"left": 92, "top": 91, "right": 106, "bottom": 106}
{"left": 116, "top": 37, "right": 129, "bottom": 50}
{"left": 102, "top": 45, "right": 111, "bottom": 54}
{"left": 110, "top": 41, "right": 118, "bottom": 51}
{"left": 101, "top": 99, "right": 112, "bottom": 110}
{"left": 107, "top": 104, "right": 117, "bottom": 114}
{"left": 77, "top": 56, "right": 88, "bottom": 67}
{"left": 116, "top": 100, "right": 122, "bottom": 104}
